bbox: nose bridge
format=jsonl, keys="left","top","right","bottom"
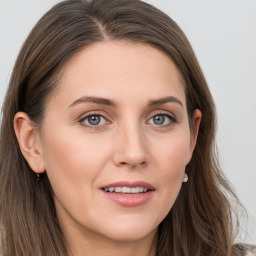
{"left": 113, "top": 119, "right": 148, "bottom": 167}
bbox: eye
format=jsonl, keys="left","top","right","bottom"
{"left": 79, "top": 114, "right": 108, "bottom": 127}
{"left": 148, "top": 113, "right": 176, "bottom": 126}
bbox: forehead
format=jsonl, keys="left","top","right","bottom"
{"left": 49, "top": 40, "right": 186, "bottom": 108}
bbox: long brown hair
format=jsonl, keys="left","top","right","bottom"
{"left": 0, "top": 0, "right": 243, "bottom": 255}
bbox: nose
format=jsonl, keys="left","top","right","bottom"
{"left": 113, "top": 123, "right": 148, "bottom": 169}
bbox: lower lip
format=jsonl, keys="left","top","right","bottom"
{"left": 101, "top": 190, "right": 154, "bottom": 207}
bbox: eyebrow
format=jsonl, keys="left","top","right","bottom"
{"left": 68, "top": 95, "right": 183, "bottom": 108}
{"left": 68, "top": 96, "right": 117, "bottom": 108}
{"left": 148, "top": 96, "right": 183, "bottom": 108}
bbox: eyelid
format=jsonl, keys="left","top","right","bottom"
{"left": 147, "top": 110, "right": 176, "bottom": 120}
{"left": 146, "top": 111, "right": 177, "bottom": 126}
{"left": 78, "top": 111, "right": 111, "bottom": 128}
{"left": 76, "top": 110, "right": 177, "bottom": 128}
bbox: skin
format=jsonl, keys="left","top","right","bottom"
{"left": 14, "top": 40, "right": 201, "bottom": 256}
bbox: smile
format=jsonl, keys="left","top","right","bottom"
{"left": 101, "top": 181, "right": 155, "bottom": 207}
{"left": 104, "top": 186, "right": 148, "bottom": 193}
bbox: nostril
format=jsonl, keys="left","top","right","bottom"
{"left": 119, "top": 161, "right": 146, "bottom": 167}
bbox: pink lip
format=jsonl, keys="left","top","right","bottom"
{"left": 100, "top": 181, "right": 155, "bottom": 207}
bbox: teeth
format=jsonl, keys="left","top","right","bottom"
{"left": 122, "top": 187, "right": 131, "bottom": 193}
{"left": 131, "top": 187, "right": 139, "bottom": 193}
{"left": 109, "top": 187, "right": 115, "bottom": 192}
{"left": 114, "top": 187, "right": 122, "bottom": 193}
{"left": 104, "top": 186, "right": 148, "bottom": 193}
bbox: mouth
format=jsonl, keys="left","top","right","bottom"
{"left": 101, "top": 181, "right": 155, "bottom": 194}
{"left": 102, "top": 186, "right": 150, "bottom": 193}
{"left": 100, "top": 181, "right": 155, "bottom": 207}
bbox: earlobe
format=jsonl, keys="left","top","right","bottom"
{"left": 13, "top": 112, "right": 45, "bottom": 174}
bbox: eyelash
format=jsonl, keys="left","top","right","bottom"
{"left": 78, "top": 112, "right": 177, "bottom": 128}
{"left": 147, "top": 112, "right": 177, "bottom": 127}
{"left": 78, "top": 112, "right": 109, "bottom": 128}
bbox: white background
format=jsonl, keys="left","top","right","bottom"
{"left": 0, "top": 0, "right": 255, "bottom": 243}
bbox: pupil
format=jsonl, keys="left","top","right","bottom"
{"left": 154, "top": 115, "right": 165, "bottom": 125}
{"left": 88, "top": 115, "right": 100, "bottom": 125}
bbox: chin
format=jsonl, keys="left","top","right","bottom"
{"left": 96, "top": 215, "right": 158, "bottom": 242}
{"left": 103, "top": 227, "right": 157, "bottom": 243}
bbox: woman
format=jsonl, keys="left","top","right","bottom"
{"left": 0, "top": 0, "right": 255, "bottom": 255}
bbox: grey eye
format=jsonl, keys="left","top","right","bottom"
{"left": 87, "top": 115, "right": 101, "bottom": 125}
{"left": 148, "top": 113, "right": 176, "bottom": 126}
{"left": 81, "top": 115, "right": 107, "bottom": 126}
{"left": 153, "top": 115, "right": 166, "bottom": 125}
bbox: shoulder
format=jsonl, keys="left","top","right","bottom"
{"left": 233, "top": 244, "right": 256, "bottom": 256}
{"left": 244, "top": 244, "right": 256, "bottom": 255}
{"left": 246, "top": 246, "right": 256, "bottom": 256}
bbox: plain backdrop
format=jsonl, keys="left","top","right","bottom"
{"left": 0, "top": 0, "right": 255, "bottom": 243}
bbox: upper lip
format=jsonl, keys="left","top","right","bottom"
{"left": 101, "top": 181, "right": 155, "bottom": 190}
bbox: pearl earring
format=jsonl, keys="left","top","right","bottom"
{"left": 183, "top": 172, "right": 188, "bottom": 183}
{"left": 36, "top": 173, "right": 40, "bottom": 181}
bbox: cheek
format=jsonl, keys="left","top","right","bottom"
{"left": 154, "top": 130, "right": 191, "bottom": 174}
{"left": 158, "top": 143, "right": 187, "bottom": 190}
{"left": 150, "top": 131, "right": 190, "bottom": 210}
{"left": 40, "top": 128, "right": 113, "bottom": 225}
{"left": 41, "top": 125, "right": 113, "bottom": 192}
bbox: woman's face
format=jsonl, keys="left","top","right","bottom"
{"left": 37, "top": 41, "right": 200, "bottom": 244}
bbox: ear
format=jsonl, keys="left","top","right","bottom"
{"left": 186, "top": 109, "right": 202, "bottom": 164}
{"left": 13, "top": 112, "right": 45, "bottom": 174}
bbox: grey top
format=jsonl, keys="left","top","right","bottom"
{"left": 236, "top": 244, "right": 256, "bottom": 256}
